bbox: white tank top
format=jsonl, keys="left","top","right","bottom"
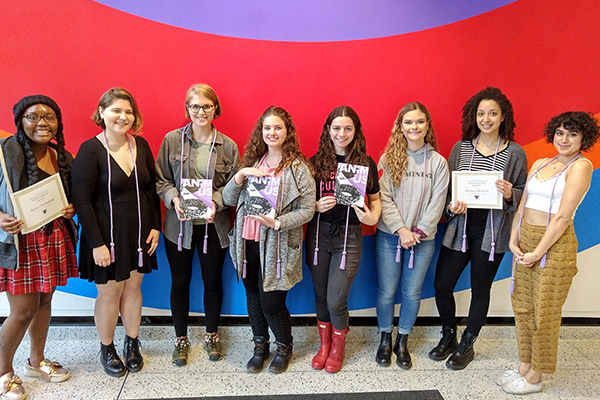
{"left": 525, "top": 158, "right": 592, "bottom": 216}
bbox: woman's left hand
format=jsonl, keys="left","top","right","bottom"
{"left": 246, "top": 214, "right": 276, "bottom": 229}
{"left": 496, "top": 179, "right": 513, "bottom": 201}
{"left": 205, "top": 201, "right": 217, "bottom": 223}
{"left": 146, "top": 229, "right": 161, "bottom": 255}
{"left": 352, "top": 204, "right": 377, "bottom": 226}
{"left": 61, "top": 203, "right": 75, "bottom": 219}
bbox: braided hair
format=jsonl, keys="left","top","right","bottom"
{"left": 12, "top": 95, "right": 72, "bottom": 201}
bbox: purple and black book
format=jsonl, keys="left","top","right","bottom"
{"left": 334, "top": 162, "right": 368, "bottom": 208}
{"left": 244, "top": 176, "right": 280, "bottom": 219}
{"left": 180, "top": 178, "right": 213, "bottom": 220}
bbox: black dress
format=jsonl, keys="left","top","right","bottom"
{"left": 73, "top": 136, "right": 161, "bottom": 283}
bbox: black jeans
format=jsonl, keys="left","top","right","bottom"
{"left": 164, "top": 223, "right": 226, "bottom": 336}
{"left": 434, "top": 209, "right": 504, "bottom": 336}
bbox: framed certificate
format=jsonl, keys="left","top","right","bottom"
{"left": 452, "top": 171, "right": 503, "bottom": 209}
{"left": 11, "top": 173, "right": 68, "bottom": 234}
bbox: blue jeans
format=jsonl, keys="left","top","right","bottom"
{"left": 375, "top": 229, "right": 436, "bottom": 334}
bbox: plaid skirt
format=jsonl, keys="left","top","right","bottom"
{"left": 0, "top": 217, "right": 78, "bottom": 294}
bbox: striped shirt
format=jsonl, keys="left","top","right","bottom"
{"left": 457, "top": 140, "right": 508, "bottom": 172}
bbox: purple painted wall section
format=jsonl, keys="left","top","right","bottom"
{"left": 92, "top": 0, "right": 516, "bottom": 41}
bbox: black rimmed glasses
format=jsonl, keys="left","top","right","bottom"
{"left": 188, "top": 104, "right": 215, "bottom": 114}
{"left": 22, "top": 114, "right": 58, "bottom": 123}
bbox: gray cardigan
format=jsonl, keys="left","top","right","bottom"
{"left": 442, "top": 140, "right": 528, "bottom": 254}
{"left": 223, "top": 159, "right": 315, "bottom": 292}
{"left": 156, "top": 124, "right": 239, "bottom": 249}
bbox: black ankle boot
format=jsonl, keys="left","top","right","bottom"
{"left": 247, "top": 336, "right": 270, "bottom": 373}
{"left": 375, "top": 331, "right": 392, "bottom": 367}
{"left": 123, "top": 335, "right": 144, "bottom": 372}
{"left": 268, "top": 341, "right": 293, "bottom": 374}
{"left": 428, "top": 326, "right": 458, "bottom": 361}
{"left": 446, "top": 330, "right": 477, "bottom": 370}
{"left": 394, "top": 334, "right": 412, "bottom": 370}
{"left": 100, "top": 342, "right": 126, "bottom": 377}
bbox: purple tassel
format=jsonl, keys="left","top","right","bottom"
{"left": 110, "top": 243, "right": 115, "bottom": 263}
{"left": 242, "top": 260, "right": 247, "bottom": 279}
{"left": 203, "top": 235, "right": 208, "bottom": 254}
{"left": 488, "top": 243, "right": 495, "bottom": 262}
{"left": 409, "top": 248, "right": 414, "bottom": 269}
{"left": 509, "top": 277, "right": 515, "bottom": 294}
{"left": 339, "top": 252, "right": 347, "bottom": 270}
{"left": 461, "top": 235, "right": 467, "bottom": 253}
{"left": 177, "top": 233, "right": 183, "bottom": 252}
{"left": 395, "top": 245, "right": 401, "bottom": 263}
{"left": 277, "top": 259, "right": 281, "bottom": 279}
{"left": 138, "top": 248, "right": 143, "bottom": 267}
{"left": 313, "top": 248, "right": 319, "bottom": 266}
{"left": 540, "top": 253, "right": 547, "bottom": 268}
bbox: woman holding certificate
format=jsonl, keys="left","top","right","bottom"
{"left": 73, "top": 88, "right": 161, "bottom": 378}
{"left": 499, "top": 112, "right": 599, "bottom": 395}
{"left": 156, "top": 84, "right": 239, "bottom": 365}
{"left": 305, "top": 106, "right": 381, "bottom": 373}
{"left": 223, "top": 106, "right": 315, "bottom": 374}
{"left": 0, "top": 95, "right": 77, "bottom": 399}
{"left": 430, "top": 87, "right": 527, "bottom": 370}
{"left": 374, "top": 102, "right": 449, "bottom": 369}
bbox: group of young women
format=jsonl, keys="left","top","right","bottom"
{"left": 0, "top": 85, "right": 597, "bottom": 399}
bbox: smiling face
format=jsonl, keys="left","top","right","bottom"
{"left": 329, "top": 116, "right": 355, "bottom": 155}
{"left": 99, "top": 98, "right": 135, "bottom": 135}
{"left": 22, "top": 104, "right": 58, "bottom": 148}
{"left": 187, "top": 94, "right": 215, "bottom": 130}
{"left": 262, "top": 115, "right": 287, "bottom": 150}
{"left": 553, "top": 125, "right": 583, "bottom": 157}
{"left": 401, "top": 109, "right": 428, "bottom": 149}
{"left": 476, "top": 99, "right": 504, "bottom": 137}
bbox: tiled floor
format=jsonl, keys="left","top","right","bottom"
{"left": 10, "top": 325, "right": 600, "bottom": 400}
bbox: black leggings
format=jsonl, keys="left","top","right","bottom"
{"left": 164, "top": 224, "right": 226, "bottom": 337}
{"left": 243, "top": 240, "right": 292, "bottom": 344}
{"left": 434, "top": 209, "right": 504, "bottom": 336}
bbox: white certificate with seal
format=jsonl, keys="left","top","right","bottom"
{"left": 11, "top": 173, "right": 68, "bottom": 234}
{"left": 452, "top": 171, "right": 503, "bottom": 209}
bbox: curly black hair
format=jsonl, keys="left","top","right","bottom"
{"left": 544, "top": 111, "right": 599, "bottom": 152}
{"left": 461, "top": 87, "right": 516, "bottom": 141}
{"left": 12, "top": 94, "right": 71, "bottom": 201}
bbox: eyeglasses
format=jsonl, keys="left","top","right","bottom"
{"left": 188, "top": 104, "right": 215, "bottom": 114}
{"left": 22, "top": 114, "right": 58, "bottom": 123}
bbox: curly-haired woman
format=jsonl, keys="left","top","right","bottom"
{"left": 305, "top": 106, "right": 381, "bottom": 373}
{"left": 498, "top": 111, "right": 599, "bottom": 395}
{"left": 430, "top": 87, "right": 528, "bottom": 370}
{"left": 0, "top": 95, "right": 77, "bottom": 399}
{"left": 223, "top": 106, "right": 315, "bottom": 374}
{"left": 374, "top": 102, "right": 448, "bottom": 369}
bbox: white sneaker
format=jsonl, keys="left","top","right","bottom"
{"left": 502, "top": 376, "right": 543, "bottom": 395}
{"left": 496, "top": 369, "right": 522, "bottom": 386}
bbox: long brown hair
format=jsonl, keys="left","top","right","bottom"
{"left": 383, "top": 102, "right": 437, "bottom": 187}
{"left": 239, "top": 106, "right": 312, "bottom": 174}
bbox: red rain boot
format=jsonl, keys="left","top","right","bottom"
{"left": 312, "top": 320, "right": 332, "bottom": 370}
{"left": 325, "top": 327, "right": 349, "bottom": 373}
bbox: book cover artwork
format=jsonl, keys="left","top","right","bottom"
{"left": 244, "top": 176, "right": 280, "bottom": 219}
{"left": 334, "top": 163, "right": 368, "bottom": 208}
{"left": 180, "top": 178, "right": 213, "bottom": 219}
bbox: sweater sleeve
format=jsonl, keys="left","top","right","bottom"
{"left": 212, "top": 136, "right": 240, "bottom": 212}
{"left": 378, "top": 156, "right": 406, "bottom": 234}
{"left": 72, "top": 140, "right": 106, "bottom": 249}
{"left": 155, "top": 131, "right": 180, "bottom": 210}
{"left": 503, "top": 143, "right": 528, "bottom": 213}
{"left": 278, "top": 161, "right": 316, "bottom": 232}
{"left": 416, "top": 153, "right": 449, "bottom": 237}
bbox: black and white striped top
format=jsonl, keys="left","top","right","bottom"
{"left": 457, "top": 140, "right": 509, "bottom": 172}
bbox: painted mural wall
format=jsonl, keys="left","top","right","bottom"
{"left": 1, "top": 0, "right": 599, "bottom": 317}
